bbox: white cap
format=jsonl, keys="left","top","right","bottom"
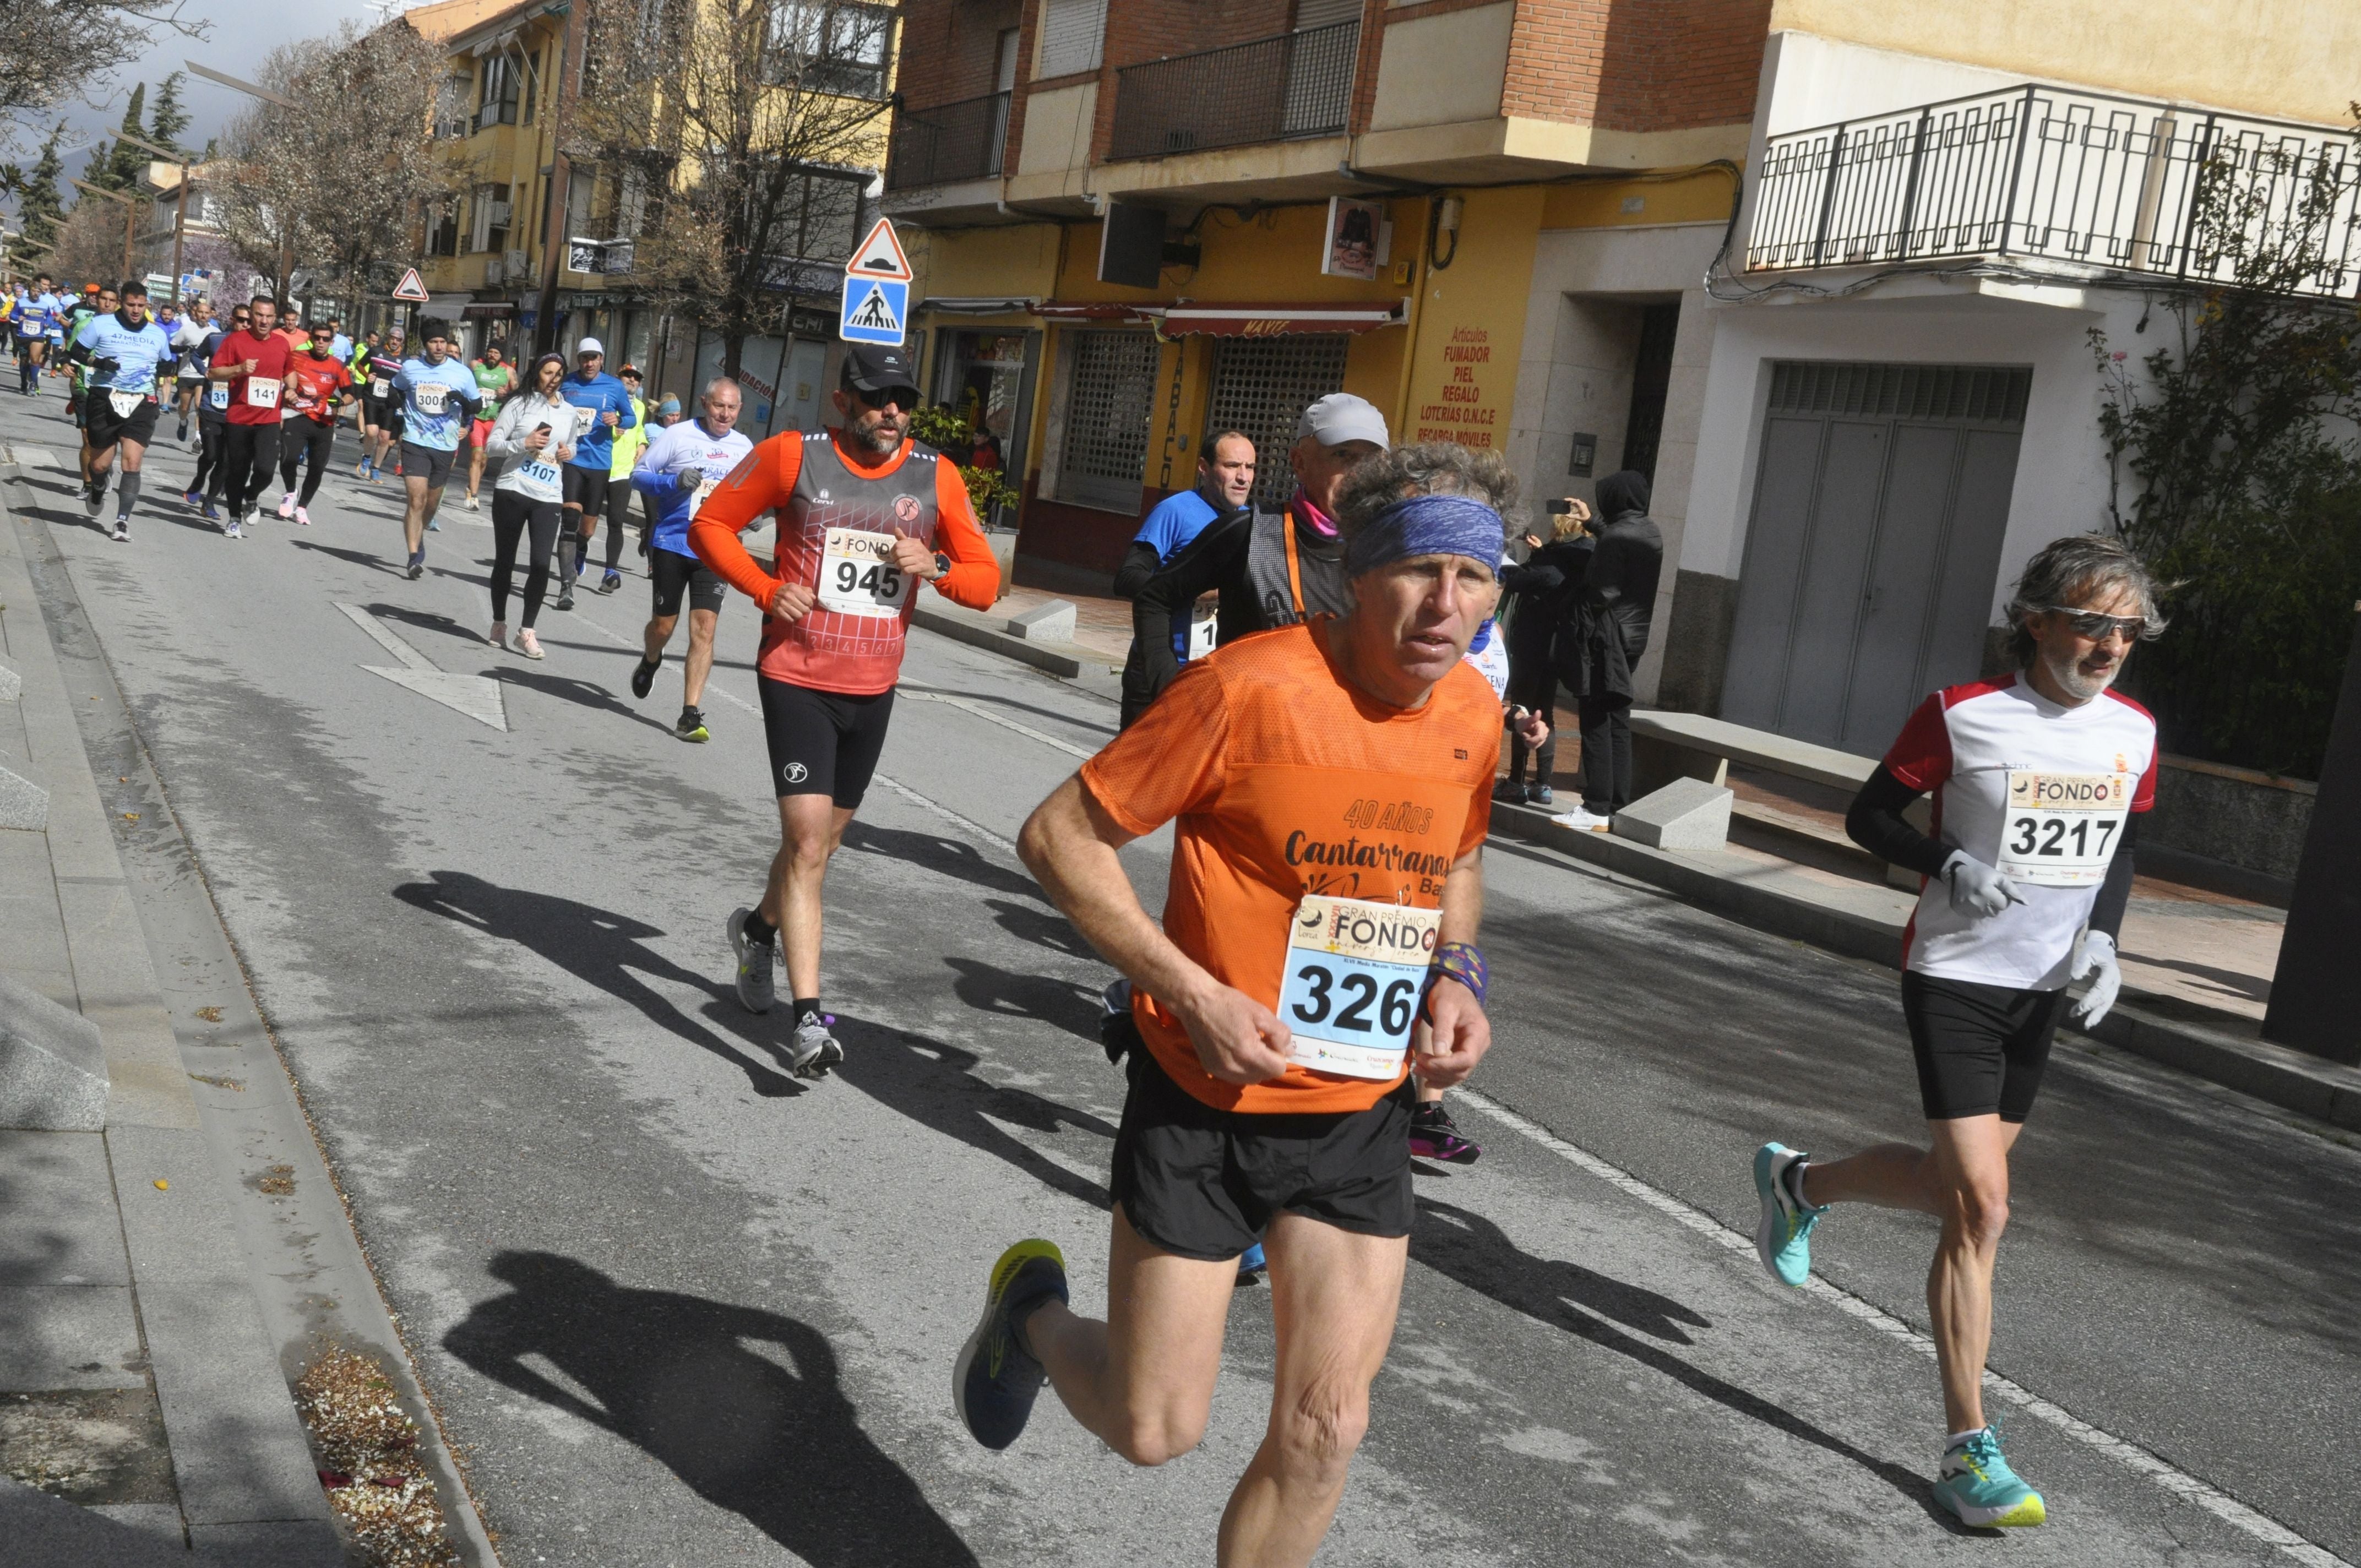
{"left": 576, "top": 337, "right": 603, "bottom": 357}
{"left": 1296, "top": 392, "right": 1390, "bottom": 450}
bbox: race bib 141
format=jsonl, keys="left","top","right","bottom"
{"left": 1279, "top": 895, "right": 1440, "bottom": 1080}
{"left": 1997, "top": 771, "right": 2130, "bottom": 888}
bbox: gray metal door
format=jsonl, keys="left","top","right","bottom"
{"left": 1721, "top": 362, "right": 2030, "bottom": 753}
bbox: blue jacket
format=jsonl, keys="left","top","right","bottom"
{"left": 560, "top": 371, "right": 638, "bottom": 471}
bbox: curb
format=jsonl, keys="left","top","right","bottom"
{"left": 914, "top": 600, "right": 1123, "bottom": 700}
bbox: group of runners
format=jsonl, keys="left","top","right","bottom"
{"left": 5, "top": 267, "right": 2165, "bottom": 1556}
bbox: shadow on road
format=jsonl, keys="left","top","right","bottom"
{"left": 443, "top": 1252, "right": 980, "bottom": 1566}
{"left": 1411, "top": 1197, "right": 1971, "bottom": 1532}
{"left": 490, "top": 666, "right": 677, "bottom": 736}
{"left": 943, "top": 955, "right": 1102, "bottom": 1041}
{"left": 840, "top": 821, "right": 1041, "bottom": 901}
{"left": 391, "top": 870, "right": 805, "bottom": 1097}
{"left": 290, "top": 537, "right": 401, "bottom": 574}
{"left": 831, "top": 1016, "right": 1115, "bottom": 1211}
{"left": 981, "top": 898, "right": 1095, "bottom": 961}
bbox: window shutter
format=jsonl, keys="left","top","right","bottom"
{"left": 1037, "top": 0, "right": 1107, "bottom": 79}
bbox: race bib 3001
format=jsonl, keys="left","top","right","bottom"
{"left": 1997, "top": 771, "right": 2130, "bottom": 888}
{"left": 816, "top": 527, "right": 914, "bottom": 618}
{"left": 414, "top": 382, "right": 448, "bottom": 416}
{"left": 1279, "top": 895, "right": 1440, "bottom": 1080}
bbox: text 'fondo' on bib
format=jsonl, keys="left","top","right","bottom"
{"left": 414, "top": 382, "right": 448, "bottom": 415}
{"left": 1279, "top": 895, "right": 1440, "bottom": 1080}
{"left": 244, "top": 377, "right": 280, "bottom": 409}
{"left": 816, "top": 527, "right": 913, "bottom": 617}
{"left": 1997, "top": 770, "right": 2129, "bottom": 888}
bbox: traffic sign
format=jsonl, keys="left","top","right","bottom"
{"left": 845, "top": 218, "right": 912, "bottom": 282}
{"left": 392, "top": 268, "right": 429, "bottom": 303}
{"left": 839, "top": 275, "right": 908, "bottom": 346}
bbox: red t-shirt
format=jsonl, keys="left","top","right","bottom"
{"left": 217, "top": 330, "right": 293, "bottom": 426}
{"left": 287, "top": 355, "right": 351, "bottom": 423}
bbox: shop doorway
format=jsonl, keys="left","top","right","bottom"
{"left": 932, "top": 328, "right": 1039, "bottom": 524}
{"left": 1201, "top": 334, "right": 1349, "bottom": 510}
{"left": 1720, "top": 361, "right": 2030, "bottom": 754}
{"left": 1055, "top": 330, "right": 1161, "bottom": 511}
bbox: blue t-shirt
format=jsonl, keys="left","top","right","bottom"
{"left": 1133, "top": 488, "right": 1221, "bottom": 660}
{"left": 72, "top": 312, "right": 176, "bottom": 398}
{"left": 328, "top": 334, "right": 352, "bottom": 361}
{"left": 633, "top": 419, "right": 755, "bottom": 558}
{"left": 560, "top": 371, "right": 639, "bottom": 470}
{"left": 15, "top": 292, "right": 58, "bottom": 338}
{"left": 391, "top": 355, "right": 481, "bottom": 451}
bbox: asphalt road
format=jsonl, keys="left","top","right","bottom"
{"left": 6, "top": 390, "right": 2355, "bottom": 1568}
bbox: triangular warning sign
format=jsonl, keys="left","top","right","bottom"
{"left": 392, "top": 267, "right": 429, "bottom": 303}
{"left": 846, "top": 218, "right": 911, "bottom": 281}
{"left": 846, "top": 283, "right": 900, "bottom": 333}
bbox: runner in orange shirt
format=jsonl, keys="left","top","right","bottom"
{"left": 689, "top": 342, "right": 1000, "bottom": 1072}
{"left": 954, "top": 443, "right": 1516, "bottom": 1568}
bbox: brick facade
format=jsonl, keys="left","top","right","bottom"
{"left": 895, "top": 0, "right": 1024, "bottom": 110}
{"left": 1502, "top": 0, "right": 1770, "bottom": 131}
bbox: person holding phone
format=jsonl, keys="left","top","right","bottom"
{"left": 482, "top": 352, "right": 578, "bottom": 657}
{"left": 1496, "top": 496, "right": 1595, "bottom": 804}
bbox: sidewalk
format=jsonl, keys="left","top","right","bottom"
{"left": 0, "top": 411, "right": 492, "bottom": 1566}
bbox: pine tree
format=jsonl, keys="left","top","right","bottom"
{"left": 88, "top": 83, "right": 149, "bottom": 193}
{"left": 18, "top": 124, "right": 68, "bottom": 253}
{"left": 148, "top": 73, "right": 192, "bottom": 158}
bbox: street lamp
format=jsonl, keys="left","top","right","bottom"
{"left": 69, "top": 178, "right": 148, "bottom": 284}
{"left": 115, "top": 127, "right": 197, "bottom": 309}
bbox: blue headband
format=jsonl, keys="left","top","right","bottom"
{"left": 1343, "top": 493, "right": 1505, "bottom": 577}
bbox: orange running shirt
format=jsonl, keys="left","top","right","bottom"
{"left": 1079, "top": 621, "right": 1500, "bottom": 1115}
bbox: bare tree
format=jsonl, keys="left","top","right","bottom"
{"left": 47, "top": 192, "right": 129, "bottom": 284}
{"left": 2, "top": 0, "right": 206, "bottom": 153}
{"left": 572, "top": 0, "right": 896, "bottom": 375}
{"left": 209, "top": 21, "right": 455, "bottom": 315}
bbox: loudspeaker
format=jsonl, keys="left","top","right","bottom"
{"left": 1098, "top": 203, "right": 1167, "bottom": 289}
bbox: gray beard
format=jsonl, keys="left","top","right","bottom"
{"left": 2041, "top": 645, "right": 2115, "bottom": 703}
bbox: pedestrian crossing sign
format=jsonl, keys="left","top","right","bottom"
{"left": 839, "top": 275, "right": 908, "bottom": 346}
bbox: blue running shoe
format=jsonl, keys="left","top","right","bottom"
{"left": 1933, "top": 1427, "right": 2046, "bottom": 1528}
{"left": 954, "top": 1239, "right": 1068, "bottom": 1451}
{"left": 1236, "top": 1242, "right": 1267, "bottom": 1287}
{"left": 1753, "top": 1142, "right": 1824, "bottom": 1287}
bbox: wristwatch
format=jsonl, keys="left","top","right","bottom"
{"left": 932, "top": 551, "right": 951, "bottom": 581}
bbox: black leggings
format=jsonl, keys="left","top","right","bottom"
{"left": 278, "top": 418, "right": 335, "bottom": 505}
{"left": 221, "top": 422, "right": 281, "bottom": 515}
{"left": 491, "top": 491, "right": 564, "bottom": 628}
{"left": 602, "top": 475, "right": 634, "bottom": 570}
{"left": 1505, "top": 655, "right": 1558, "bottom": 785}
{"left": 193, "top": 418, "right": 230, "bottom": 498}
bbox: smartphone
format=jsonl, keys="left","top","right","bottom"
{"left": 1546, "top": 498, "right": 1574, "bottom": 516}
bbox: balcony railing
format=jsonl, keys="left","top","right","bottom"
{"left": 1747, "top": 84, "right": 2361, "bottom": 298}
{"left": 886, "top": 91, "right": 1011, "bottom": 190}
{"left": 1108, "top": 20, "right": 1358, "bottom": 162}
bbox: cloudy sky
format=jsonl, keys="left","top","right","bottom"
{"left": 12, "top": 0, "right": 385, "bottom": 193}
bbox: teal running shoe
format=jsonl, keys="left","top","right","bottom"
{"left": 1933, "top": 1427, "right": 2047, "bottom": 1527}
{"left": 1752, "top": 1142, "right": 1824, "bottom": 1287}
{"left": 954, "top": 1239, "right": 1069, "bottom": 1451}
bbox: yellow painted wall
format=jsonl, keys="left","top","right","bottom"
{"left": 906, "top": 222, "right": 1063, "bottom": 302}
{"left": 1772, "top": 0, "right": 2361, "bottom": 128}
{"left": 1402, "top": 185, "right": 1543, "bottom": 453}
{"left": 1539, "top": 169, "right": 1739, "bottom": 231}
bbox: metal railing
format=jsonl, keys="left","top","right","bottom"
{"left": 1108, "top": 20, "right": 1358, "bottom": 162}
{"left": 1747, "top": 84, "right": 2361, "bottom": 298}
{"left": 885, "top": 91, "right": 1011, "bottom": 190}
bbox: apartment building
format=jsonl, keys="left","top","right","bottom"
{"left": 884, "top": 0, "right": 2360, "bottom": 754}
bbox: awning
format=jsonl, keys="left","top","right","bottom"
{"left": 1030, "top": 301, "right": 1150, "bottom": 322}
{"left": 923, "top": 296, "right": 1040, "bottom": 315}
{"left": 461, "top": 301, "right": 515, "bottom": 318}
{"left": 1146, "top": 301, "right": 1407, "bottom": 336}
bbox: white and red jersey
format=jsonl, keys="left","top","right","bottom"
{"left": 1885, "top": 674, "right": 2158, "bottom": 990}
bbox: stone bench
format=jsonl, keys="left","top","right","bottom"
{"left": 1629, "top": 711, "right": 1878, "bottom": 797}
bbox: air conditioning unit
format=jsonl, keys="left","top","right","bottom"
{"left": 503, "top": 249, "right": 529, "bottom": 273}
{"left": 487, "top": 200, "right": 513, "bottom": 225}
{"left": 483, "top": 257, "right": 505, "bottom": 285}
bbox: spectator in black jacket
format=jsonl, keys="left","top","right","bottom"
{"left": 1552, "top": 469, "right": 1663, "bottom": 830}
{"left": 1496, "top": 498, "right": 1594, "bottom": 805}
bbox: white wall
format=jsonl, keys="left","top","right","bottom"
{"left": 1682, "top": 283, "right": 2150, "bottom": 627}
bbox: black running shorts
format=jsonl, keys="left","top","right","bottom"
{"left": 1111, "top": 1047, "right": 1415, "bottom": 1261}
{"left": 650, "top": 546, "right": 725, "bottom": 619}
{"left": 1904, "top": 972, "right": 2067, "bottom": 1124}
{"left": 757, "top": 676, "right": 894, "bottom": 807}
{"left": 84, "top": 393, "right": 160, "bottom": 453}
{"left": 562, "top": 465, "right": 611, "bottom": 514}
{"left": 398, "top": 440, "right": 458, "bottom": 491}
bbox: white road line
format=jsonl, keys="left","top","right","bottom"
{"left": 333, "top": 602, "right": 433, "bottom": 672}
{"left": 1454, "top": 1088, "right": 2349, "bottom": 1567}
{"left": 872, "top": 772, "right": 1020, "bottom": 856}
{"left": 899, "top": 687, "right": 1097, "bottom": 761}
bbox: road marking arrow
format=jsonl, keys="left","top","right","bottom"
{"left": 335, "top": 603, "right": 507, "bottom": 731}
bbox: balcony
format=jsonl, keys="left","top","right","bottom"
{"left": 886, "top": 91, "right": 1011, "bottom": 191}
{"left": 1747, "top": 84, "right": 2361, "bottom": 298}
{"left": 1107, "top": 19, "right": 1358, "bottom": 162}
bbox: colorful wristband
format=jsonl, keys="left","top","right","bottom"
{"left": 1422, "top": 940, "right": 1487, "bottom": 1015}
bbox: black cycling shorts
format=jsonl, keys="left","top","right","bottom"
{"left": 1111, "top": 1046, "right": 1415, "bottom": 1261}
{"left": 651, "top": 546, "right": 725, "bottom": 619}
{"left": 84, "top": 393, "right": 159, "bottom": 452}
{"left": 1904, "top": 972, "right": 2067, "bottom": 1124}
{"left": 758, "top": 676, "right": 894, "bottom": 807}
{"left": 399, "top": 440, "right": 458, "bottom": 491}
{"left": 562, "top": 465, "right": 611, "bottom": 514}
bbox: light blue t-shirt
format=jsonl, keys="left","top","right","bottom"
{"left": 15, "top": 292, "right": 59, "bottom": 338}
{"left": 328, "top": 334, "right": 352, "bottom": 361}
{"left": 72, "top": 312, "right": 176, "bottom": 398}
{"left": 391, "top": 355, "right": 480, "bottom": 451}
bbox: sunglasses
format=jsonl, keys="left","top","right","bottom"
{"left": 850, "top": 384, "right": 918, "bottom": 411}
{"left": 2036, "top": 605, "right": 2148, "bottom": 641}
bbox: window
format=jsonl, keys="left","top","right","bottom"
{"left": 478, "top": 52, "right": 521, "bottom": 129}
{"left": 429, "top": 198, "right": 460, "bottom": 258}
{"left": 777, "top": 167, "right": 863, "bottom": 260}
{"left": 468, "top": 182, "right": 512, "bottom": 255}
{"left": 767, "top": 2, "right": 894, "bottom": 99}
{"left": 1203, "top": 335, "right": 1348, "bottom": 510}
{"left": 1058, "top": 330, "right": 1158, "bottom": 510}
{"left": 1037, "top": 0, "right": 1107, "bottom": 80}
{"left": 434, "top": 73, "right": 472, "bottom": 139}
{"left": 523, "top": 46, "right": 539, "bottom": 122}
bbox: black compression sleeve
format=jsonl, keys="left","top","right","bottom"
{"left": 2087, "top": 814, "right": 2139, "bottom": 939}
{"left": 1845, "top": 764, "right": 1954, "bottom": 880}
{"left": 1110, "top": 539, "right": 1160, "bottom": 601}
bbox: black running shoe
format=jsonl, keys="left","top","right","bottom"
{"left": 954, "top": 1240, "right": 1069, "bottom": 1451}
{"left": 630, "top": 656, "right": 659, "bottom": 700}
{"left": 674, "top": 707, "right": 709, "bottom": 743}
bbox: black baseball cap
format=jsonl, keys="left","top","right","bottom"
{"left": 840, "top": 342, "right": 917, "bottom": 400}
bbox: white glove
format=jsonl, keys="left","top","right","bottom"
{"left": 1941, "top": 851, "right": 2022, "bottom": 919}
{"left": 2069, "top": 929, "right": 2121, "bottom": 1028}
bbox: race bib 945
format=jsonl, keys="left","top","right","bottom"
{"left": 816, "top": 527, "right": 913, "bottom": 618}
{"left": 1996, "top": 771, "right": 2130, "bottom": 888}
{"left": 1279, "top": 895, "right": 1440, "bottom": 1080}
